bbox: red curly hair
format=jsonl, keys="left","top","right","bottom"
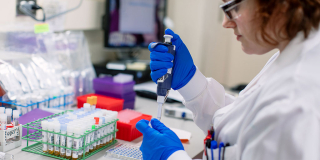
{"left": 256, "top": 0, "right": 320, "bottom": 45}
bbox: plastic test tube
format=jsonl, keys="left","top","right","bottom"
{"left": 66, "top": 125, "right": 74, "bottom": 159}
{"left": 89, "top": 120, "right": 95, "bottom": 152}
{"left": 78, "top": 126, "right": 85, "bottom": 159}
{"left": 41, "top": 121, "right": 48, "bottom": 153}
{"left": 13, "top": 110, "right": 19, "bottom": 126}
{"left": 86, "top": 122, "right": 93, "bottom": 153}
{"left": 99, "top": 117, "right": 105, "bottom": 147}
{"left": 54, "top": 123, "right": 61, "bottom": 156}
{"left": 0, "top": 114, "right": 6, "bottom": 130}
{"left": 12, "top": 110, "right": 20, "bottom": 142}
{"left": 92, "top": 123, "right": 97, "bottom": 151}
{"left": 94, "top": 117, "right": 101, "bottom": 150}
{"left": 0, "top": 107, "right": 5, "bottom": 114}
{"left": 60, "top": 124, "right": 67, "bottom": 158}
{"left": 5, "top": 108, "right": 12, "bottom": 124}
{"left": 47, "top": 122, "right": 54, "bottom": 155}
{"left": 72, "top": 127, "right": 81, "bottom": 160}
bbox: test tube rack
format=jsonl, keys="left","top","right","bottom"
{"left": 0, "top": 125, "right": 22, "bottom": 152}
{"left": 21, "top": 110, "right": 119, "bottom": 160}
{"left": 0, "top": 92, "right": 74, "bottom": 115}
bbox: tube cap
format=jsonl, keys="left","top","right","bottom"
{"left": 61, "top": 124, "right": 67, "bottom": 132}
{"left": 67, "top": 125, "right": 74, "bottom": 134}
{"left": 92, "top": 96, "right": 97, "bottom": 105}
{"left": 47, "top": 122, "right": 54, "bottom": 131}
{"left": 87, "top": 97, "right": 93, "bottom": 105}
{"left": 5, "top": 108, "right": 12, "bottom": 116}
{"left": 94, "top": 117, "right": 99, "bottom": 125}
{"left": 74, "top": 127, "right": 82, "bottom": 135}
{"left": 13, "top": 110, "right": 19, "bottom": 118}
{"left": 41, "top": 121, "right": 48, "bottom": 130}
{"left": 54, "top": 123, "right": 61, "bottom": 132}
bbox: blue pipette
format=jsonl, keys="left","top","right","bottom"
{"left": 151, "top": 35, "right": 176, "bottom": 120}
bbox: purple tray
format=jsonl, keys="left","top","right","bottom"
{"left": 20, "top": 109, "right": 54, "bottom": 137}
{"left": 93, "top": 77, "right": 135, "bottom": 95}
{"left": 95, "top": 91, "right": 136, "bottom": 102}
{"left": 123, "top": 100, "right": 135, "bottom": 110}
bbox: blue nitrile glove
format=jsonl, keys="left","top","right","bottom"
{"left": 136, "top": 118, "right": 184, "bottom": 160}
{"left": 149, "top": 29, "right": 196, "bottom": 90}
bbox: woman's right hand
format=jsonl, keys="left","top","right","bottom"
{"left": 149, "top": 29, "right": 196, "bottom": 90}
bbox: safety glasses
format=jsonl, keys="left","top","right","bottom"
{"left": 220, "top": 0, "right": 244, "bottom": 20}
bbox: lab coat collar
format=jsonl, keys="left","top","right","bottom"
{"left": 240, "top": 28, "right": 320, "bottom": 96}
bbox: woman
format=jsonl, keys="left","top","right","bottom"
{"left": 136, "top": 0, "right": 320, "bottom": 159}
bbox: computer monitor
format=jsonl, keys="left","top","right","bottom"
{"left": 103, "top": 0, "right": 167, "bottom": 48}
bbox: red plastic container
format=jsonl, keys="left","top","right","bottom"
{"left": 77, "top": 94, "right": 124, "bottom": 111}
{"left": 116, "top": 109, "right": 152, "bottom": 141}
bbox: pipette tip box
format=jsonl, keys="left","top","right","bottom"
{"left": 116, "top": 109, "right": 152, "bottom": 141}
{"left": 77, "top": 94, "right": 124, "bottom": 111}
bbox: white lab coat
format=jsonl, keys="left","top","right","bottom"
{"left": 167, "top": 28, "right": 320, "bottom": 160}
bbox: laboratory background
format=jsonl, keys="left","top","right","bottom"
{"left": 0, "top": 0, "right": 277, "bottom": 160}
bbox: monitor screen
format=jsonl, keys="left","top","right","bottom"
{"left": 104, "top": 0, "right": 167, "bottom": 48}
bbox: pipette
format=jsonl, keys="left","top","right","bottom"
{"left": 151, "top": 35, "right": 176, "bottom": 120}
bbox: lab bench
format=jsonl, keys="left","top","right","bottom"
{"left": 7, "top": 96, "right": 205, "bottom": 160}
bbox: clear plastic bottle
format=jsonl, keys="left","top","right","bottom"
{"left": 41, "top": 121, "right": 48, "bottom": 153}
{"left": 54, "top": 123, "right": 61, "bottom": 156}
{"left": 60, "top": 124, "right": 67, "bottom": 158}
{"left": 72, "top": 127, "right": 81, "bottom": 160}
{"left": 5, "top": 108, "right": 12, "bottom": 124}
{"left": 66, "top": 125, "right": 74, "bottom": 159}
{"left": 47, "top": 122, "right": 54, "bottom": 155}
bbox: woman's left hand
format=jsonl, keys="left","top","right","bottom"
{"left": 136, "top": 118, "right": 184, "bottom": 160}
